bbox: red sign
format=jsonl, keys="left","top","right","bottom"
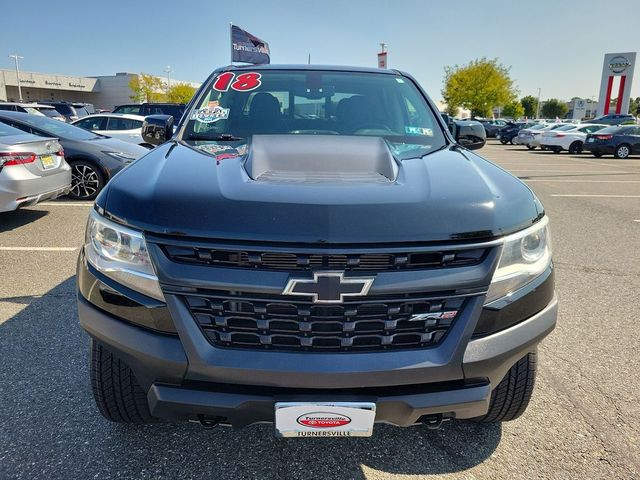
{"left": 377, "top": 52, "right": 387, "bottom": 69}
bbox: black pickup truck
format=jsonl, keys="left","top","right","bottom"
{"left": 77, "top": 65, "right": 556, "bottom": 437}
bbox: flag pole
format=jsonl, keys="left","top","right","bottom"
{"left": 229, "top": 22, "right": 233, "bottom": 64}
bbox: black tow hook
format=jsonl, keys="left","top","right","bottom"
{"left": 421, "top": 414, "right": 449, "bottom": 429}
{"left": 197, "top": 414, "right": 225, "bottom": 429}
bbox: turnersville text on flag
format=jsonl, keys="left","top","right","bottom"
{"left": 231, "top": 24, "right": 270, "bottom": 65}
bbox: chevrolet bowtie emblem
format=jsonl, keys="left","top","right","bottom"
{"left": 283, "top": 271, "right": 375, "bottom": 304}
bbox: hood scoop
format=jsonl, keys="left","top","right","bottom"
{"left": 245, "top": 135, "right": 399, "bottom": 184}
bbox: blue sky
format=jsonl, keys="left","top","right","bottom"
{"left": 1, "top": 0, "right": 639, "bottom": 102}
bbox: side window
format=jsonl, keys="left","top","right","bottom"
{"left": 115, "top": 106, "right": 141, "bottom": 115}
{"left": 106, "top": 117, "right": 138, "bottom": 130}
{"left": 76, "top": 117, "right": 105, "bottom": 130}
{"left": 0, "top": 105, "right": 12, "bottom": 111}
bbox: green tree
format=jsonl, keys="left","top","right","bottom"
{"left": 128, "top": 73, "right": 166, "bottom": 102}
{"left": 520, "top": 95, "right": 538, "bottom": 118}
{"left": 630, "top": 97, "right": 640, "bottom": 116}
{"left": 541, "top": 98, "right": 568, "bottom": 118}
{"left": 442, "top": 58, "right": 516, "bottom": 118}
{"left": 167, "top": 83, "right": 196, "bottom": 104}
{"left": 502, "top": 101, "right": 524, "bottom": 119}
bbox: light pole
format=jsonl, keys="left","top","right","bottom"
{"left": 163, "top": 65, "right": 173, "bottom": 92}
{"left": 535, "top": 87, "right": 541, "bottom": 119}
{"left": 9, "top": 54, "right": 24, "bottom": 102}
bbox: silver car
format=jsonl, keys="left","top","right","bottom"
{"left": 0, "top": 123, "right": 71, "bottom": 212}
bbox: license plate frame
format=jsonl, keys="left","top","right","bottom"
{"left": 275, "top": 402, "right": 376, "bottom": 438}
{"left": 40, "top": 154, "right": 56, "bottom": 169}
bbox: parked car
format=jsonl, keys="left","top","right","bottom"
{"left": 72, "top": 113, "right": 151, "bottom": 148}
{"left": 0, "top": 112, "right": 148, "bottom": 200}
{"left": 584, "top": 124, "right": 640, "bottom": 158}
{"left": 497, "top": 122, "right": 533, "bottom": 144}
{"left": 39, "top": 102, "right": 81, "bottom": 122}
{"left": 0, "top": 122, "right": 70, "bottom": 212}
{"left": 513, "top": 123, "right": 552, "bottom": 148}
{"left": 588, "top": 114, "right": 635, "bottom": 125}
{"left": 0, "top": 102, "right": 66, "bottom": 122}
{"left": 74, "top": 103, "right": 96, "bottom": 116}
{"left": 112, "top": 103, "right": 185, "bottom": 123}
{"left": 539, "top": 124, "right": 607, "bottom": 154}
{"left": 462, "top": 118, "right": 507, "bottom": 138}
{"left": 77, "top": 65, "right": 556, "bottom": 433}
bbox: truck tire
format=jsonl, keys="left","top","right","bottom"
{"left": 90, "top": 338, "right": 159, "bottom": 424}
{"left": 472, "top": 352, "right": 537, "bottom": 423}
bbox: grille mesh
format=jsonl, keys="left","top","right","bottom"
{"left": 182, "top": 291, "right": 465, "bottom": 352}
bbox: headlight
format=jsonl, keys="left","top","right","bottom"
{"left": 85, "top": 209, "right": 164, "bottom": 301}
{"left": 485, "top": 216, "right": 552, "bottom": 304}
{"left": 103, "top": 151, "right": 138, "bottom": 162}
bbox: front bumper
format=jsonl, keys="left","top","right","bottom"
{"left": 78, "top": 285, "right": 557, "bottom": 426}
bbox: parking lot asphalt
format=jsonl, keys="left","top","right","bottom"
{"left": 1, "top": 142, "right": 639, "bottom": 480}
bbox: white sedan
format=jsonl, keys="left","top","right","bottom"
{"left": 540, "top": 124, "right": 607, "bottom": 154}
{"left": 72, "top": 113, "right": 151, "bottom": 148}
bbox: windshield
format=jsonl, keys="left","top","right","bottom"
{"left": 37, "top": 108, "right": 62, "bottom": 118}
{"left": 528, "top": 124, "right": 546, "bottom": 130}
{"left": 12, "top": 113, "right": 102, "bottom": 140}
{"left": 181, "top": 69, "right": 447, "bottom": 160}
{"left": 597, "top": 125, "right": 633, "bottom": 134}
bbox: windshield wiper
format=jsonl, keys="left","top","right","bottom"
{"left": 187, "top": 133, "right": 244, "bottom": 141}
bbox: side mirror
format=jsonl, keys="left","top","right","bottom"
{"left": 142, "top": 115, "right": 174, "bottom": 146}
{"left": 440, "top": 112, "right": 456, "bottom": 135}
{"left": 454, "top": 120, "right": 486, "bottom": 150}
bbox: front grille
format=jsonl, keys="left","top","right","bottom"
{"left": 181, "top": 290, "right": 466, "bottom": 352}
{"left": 161, "top": 245, "right": 487, "bottom": 272}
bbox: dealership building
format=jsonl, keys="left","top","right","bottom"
{"left": 0, "top": 70, "right": 201, "bottom": 109}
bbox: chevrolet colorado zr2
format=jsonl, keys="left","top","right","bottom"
{"left": 77, "top": 65, "right": 557, "bottom": 437}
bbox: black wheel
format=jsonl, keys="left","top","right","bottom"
{"left": 526, "top": 145, "right": 536, "bottom": 150}
{"left": 509, "top": 137, "right": 515, "bottom": 145}
{"left": 614, "top": 144, "right": 631, "bottom": 159}
{"left": 500, "top": 138, "right": 508, "bottom": 145}
{"left": 69, "top": 160, "right": 104, "bottom": 200}
{"left": 472, "top": 353, "right": 537, "bottom": 423}
{"left": 90, "top": 338, "right": 158, "bottom": 424}
{"left": 568, "top": 141, "right": 583, "bottom": 154}
{"left": 593, "top": 152, "right": 603, "bottom": 157}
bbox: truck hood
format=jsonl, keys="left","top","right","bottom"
{"left": 99, "top": 137, "right": 543, "bottom": 244}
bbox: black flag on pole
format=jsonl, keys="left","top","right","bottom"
{"left": 231, "top": 25, "right": 270, "bottom": 64}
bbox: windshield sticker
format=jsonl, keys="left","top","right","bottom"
{"left": 191, "top": 106, "right": 230, "bottom": 123}
{"left": 212, "top": 72, "right": 262, "bottom": 92}
{"left": 405, "top": 126, "right": 433, "bottom": 136}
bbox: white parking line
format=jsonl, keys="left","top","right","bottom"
{"left": 0, "top": 247, "right": 78, "bottom": 251}
{"left": 550, "top": 194, "right": 640, "bottom": 198}
{"left": 37, "top": 202, "right": 94, "bottom": 207}
{"left": 507, "top": 170, "right": 630, "bottom": 173}
{"left": 524, "top": 180, "right": 640, "bottom": 183}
